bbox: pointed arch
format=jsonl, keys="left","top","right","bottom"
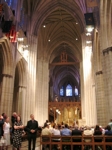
{"left": 12, "top": 57, "right": 27, "bottom": 116}
{"left": 0, "top": 36, "right": 13, "bottom": 76}
{"left": 16, "top": 58, "right": 27, "bottom": 87}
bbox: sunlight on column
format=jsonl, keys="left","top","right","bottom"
{"left": 84, "top": 46, "right": 92, "bottom": 80}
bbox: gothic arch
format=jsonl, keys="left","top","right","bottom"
{"left": 48, "top": 40, "right": 82, "bottom": 63}
{"left": 13, "top": 58, "right": 27, "bottom": 118}
{"left": 16, "top": 58, "right": 27, "bottom": 87}
{"left": 0, "top": 36, "right": 14, "bottom": 116}
{"left": 31, "top": 1, "right": 85, "bottom": 35}
{"left": 0, "top": 37, "right": 13, "bottom": 76}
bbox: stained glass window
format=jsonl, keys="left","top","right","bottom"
{"left": 75, "top": 87, "right": 78, "bottom": 96}
{"left": 60, "top": 86, "right": 64, "bottom": 96}
{"left": 66, "top": 84, "right": 72, "bottom": 96}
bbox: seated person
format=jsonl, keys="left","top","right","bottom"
{"left": 52, "top": 125, "right": 61, "bottom": 149}
{"left": 72, "top": 125, "right": 82, "bottom": 141}
{"left": 83, "top": 126, "right": 93, "bottom": 142}
{"left": 83, "top": 127, "right": 93, "bottom": 150}
{"left": 41, "top": 123, "right": 52, "bottom": 150}
{"left": 61, "top": 124, "right": 71, "bottom": 150}
{"left": 61, "top": 124, "right": 71, "bottom": 136}
{"left": 105, "top": 125, "right": 112, "bottom": 142}
{"left": 94, "top": 125, "right": 102, "bottom": 142}
{"left": 72, "top": 125, "right": 82, "bottom": 150}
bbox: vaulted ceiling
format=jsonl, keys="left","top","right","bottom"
{"left": 38, "top": 8, "right": 82, "bottom": 94}
{"left": 23, "top": 0, "right": 100, "bottom": 96}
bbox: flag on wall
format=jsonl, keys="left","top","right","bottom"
{"left": 0, "top": 4, "right": 3, "bottom": 15}
{"left": 86, "top": 0, "right": 98, "bottom": 7}
{"left": 5, "top": 25, "right": 17, "bottom": 42}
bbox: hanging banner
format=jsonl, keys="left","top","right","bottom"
{"left": 5, "top": 25, "right": 17, "bottom": 42}
{"left": 86, "top": 0, "right": 98, "bottom": 7}
{"left": 0, "top": 4, "right": 3, "bottom": 15}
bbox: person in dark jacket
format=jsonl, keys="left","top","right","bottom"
{"left": 26, "top": 114, "right": 38, "bottom": 150}
{"left": 0, "top": 115, "right": 4, "bottom": 138}
{"left": 72, "top": 125, "right": 82, "bottom": 150}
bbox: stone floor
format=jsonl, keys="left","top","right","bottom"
{"left": 7, "top": 138, "right": 40, "bottom": 150}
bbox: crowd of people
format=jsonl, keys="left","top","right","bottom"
{"left": 41, "top": 120, "right": 112, "bottom": 150}
{"left": 0, "top": 112, "right": 112, "bottom": 150}
{"left": 0, "top": 112, "right": 38, "bottom": 150}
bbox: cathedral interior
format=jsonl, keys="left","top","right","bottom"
{"left": 0, "top": 0, "right": 112, "bottom": 127}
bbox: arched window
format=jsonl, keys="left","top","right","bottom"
{"left": 75, "top": 86, "right": 78, "bottom": 96}
{"left": 66, "top": 84, "right": 72, "bottom": 96}
{"left": 60, "top": 86, "right": 64, "bottom": 96}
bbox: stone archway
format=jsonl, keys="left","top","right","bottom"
{"left": 0, "top": 37, "right": 13, "bottom": 116}
{"left": 13, "top": 58, "right": 27, "bottom": 123}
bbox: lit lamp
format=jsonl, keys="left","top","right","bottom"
{"left": 22, "top": 45, "right": 29, "bottom": 60}
{"left": 84, "top": 13, "right": 95, "bottom": 32}
{"left": 23, "top": 49, "right": 29, "bottom": 59}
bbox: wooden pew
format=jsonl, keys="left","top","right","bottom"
{"left": 40, "top": 135, "right": 112, "bottom": 150}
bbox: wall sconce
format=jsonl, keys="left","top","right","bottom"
{"left": 86, "top": 41, "right": 92, "bottom": 44}
{"left": 86, "top": 26, "right": 94, "bottom": 32}
{"left": 23, "top": 49, "right": 29, "bottom": 59}
{"left": 17, "top": 38, "right": 24, "bottom": 42}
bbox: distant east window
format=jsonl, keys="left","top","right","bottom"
{"left": 66, "top": 84, "right": 72, "bottom": 96}
{"left": 75, "top": 87, "right": 78, "bottom": 96}
{"left": 60, "top": 86, "right": 64, "bottom": 96}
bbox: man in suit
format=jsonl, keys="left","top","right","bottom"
{"left": 26, "top": 114, "right": 38, "bottom": 150}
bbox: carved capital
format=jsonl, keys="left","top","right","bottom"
{"left": 103, "top": 47, "right": 112, "bottom": 55}
{"left": 18, "top": 85, "right": 27, "bottom": 89}
{"left": 96, "top": 70, "right": 103, "bottom": 75}
{"left": 2, "top": 74, "right": 13, "bottom": 78}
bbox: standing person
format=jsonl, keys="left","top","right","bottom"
{"left": 0, "top": 115, "right": 4, "bottom": 138}
{"left": 0, "top": 115, "right": 4, "bottom": 150}
{"left": 11, "top": 112, "right": 17, "bottom": 135}
{"left": 26, "top": 114, "right": 38, "bottom": 150}
{"left": 13, "top": 116, "right": 24, "bottom": 150}
{"left": 11, "top": 112, "right": 17, "bottom": 126}
{"left": 3, "top": 117, "right": 11, "bottom": 150}
{"left": 108, "top": 119, "right": 112, "bottom": 131}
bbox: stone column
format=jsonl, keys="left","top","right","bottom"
{"left": 80, "top": 62, "right": 85, "bottom": 118}
{"left": 25, "top": 34, "right": 37, "bottom": 123}
{"left": 95, "top": 70, "right": 107, "bottom": 126}
{"left": 102, "top": 47, "right": 112, "bottom": 123}
{"left": 82, "top": 46, "right": 97, "bottom": 126}
{"left": 16, "top": 86, "right": 26, "bottom": 124}
{"left": 0, "top": 74, "right": 13, "bottom": 118}
{"left": 35, "top": 59, "right": 49, "bottom": 126}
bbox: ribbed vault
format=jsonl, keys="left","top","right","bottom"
{"left": 37, "top": 7, "right": 82, "bottom": 98}
{"left": 23, "top": 1, "right": 87, "bottom": 97}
